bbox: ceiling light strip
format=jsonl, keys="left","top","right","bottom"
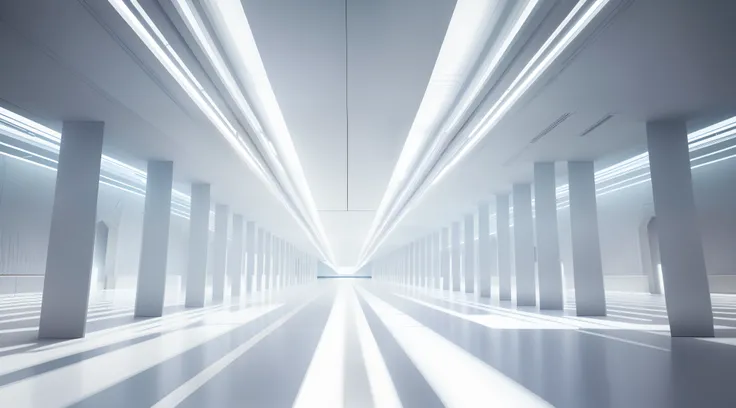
{"left": 432, "top": 0, "right": 609, "bottom": 188}
{"left": 360, "top": 0, "right": 606, "bottom": 267}
{"left": 109, "top": 0, "right": 331, "bottom": 260}
{"left": 197, "top": 0, "right": 334, "bottom": 262}
{"left": 108, "top": 0, "right": 267, "bottom": 181}
{"left": 362, "top": 0, "right": 541, "bottom": 265}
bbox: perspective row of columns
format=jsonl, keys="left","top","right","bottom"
{"left": 373, "top": 118, "right": 715, "bottom": 337}
{"left": 37, "top": 120, "right": 317, "bottom": 339}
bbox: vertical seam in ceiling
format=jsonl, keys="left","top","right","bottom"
{"left": 344, "top": 0, "right": 349, "bottom": 211}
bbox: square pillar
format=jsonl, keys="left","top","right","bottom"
{"left": 478, "top": 203, "right": 492, "bottom": 298}
{"left": 135, "top": 160, "right": 174, "bottom": 317}
{"left": 451, "top": 221, "right": 461, "bottom": 292}
{"left": 256, "top": 228, "right": 265, "bottom": 291}
{"left": 440, "top": 227, "right": 450, "bottom": 290}
{"left": 211, "top": 204, "right": 229, "bottom": 302}
{"left": 568, "top": 161, "right": 606, "bottom": 316}
{"left": 414, "top": 242, "right": 419, "bottom": 287}
{"left": 513, "top": 184, "right": 536, "bottom": 306}
{"left": 426, "top": 235, "right": 433, "bottom": 288}
{"left": 286, "top": 243, "right": 293, "bottom": 287}
{"left": 297, "top": 251, "right": 303, "bottom": 284}
{"left": 432, "top": 231, "right": 440, "bottom": 290}
{"left": 185, "top": 183, "right": 210, "bottom": 307}
{"left": 229, "top": 214, "right": 245, "bottom": 298}
{"left": 534, "top": 162, "right": 564, "bottom": 310}
{"left": 274, "top": 238, "right": 282, "bottom": 290}
{"left": 39, "top": 121, "right": 104, "bottom": 339}
{"left": 496, "top": 194, "right": 512, "bottom": 301}
{"left": 264, "top": 232, "right": 272, "bottom": 290}
{"left": 419, "top": 237, "right": 427, "bottom": 288}
{"left": 291, "top": 245, "right": 302, "bottom": 285}
{"left": 647, "top": 119, "right": 714, "bottom": 337}
{"left": 245, "top": 221, "right": 256, "bottom": 293}
{"left": 404, "top": 246, "right": 411, "bottom": 286}
{"left": 407, "top": 243, "right": 414, "bottom": 286}
{"left": 464, "top": 213, "right": 475, "bottom": 294}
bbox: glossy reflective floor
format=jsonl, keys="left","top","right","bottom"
{"left": 1, "top": 281, "right": 736, "bottom": 407}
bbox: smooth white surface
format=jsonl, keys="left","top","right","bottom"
{"left": 358, "top": 287, "right": 551, "bottom": 407}
{"left": 293, "top": 288, "right": 347, "bottom": 408}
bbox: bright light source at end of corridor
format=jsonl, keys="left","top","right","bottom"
{"left": 336, "top": 267, "right": 358, "bottom": 276}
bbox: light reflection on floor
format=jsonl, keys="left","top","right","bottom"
{"left": 1, "top": 282, "right": 736, "bottom": 407}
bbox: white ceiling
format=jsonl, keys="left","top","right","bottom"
{"left": 380, "top": 0, "right": 736, "bottom": 255}
{"left": 239, "top": 0, "right": 456, "bottom": 266}
{"left": 1, "top": 0, "right": 736, "bottom": 267}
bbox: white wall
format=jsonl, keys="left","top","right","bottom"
{"left": 556, "top": 144, "right": 736, "bottom": 293}
{"left": 0, "top": 154, "right": 190, "bottom": 294}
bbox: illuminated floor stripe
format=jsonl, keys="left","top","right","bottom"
{"left": 358, "top": 287, "right": 551, "bottom": 408}
{"left": 405, "top": 293, "right": 672, "bottom": 352}
{"left": 293, "top": 288, "right": 348, "bottom": 408}
{"left": 348, "top": 285, "right": 402, "bottom": 408}
{"left": 152, "top": 298, "right": 317, "bottom": 408}
{"left": 0, "top": 305, "right": 224, "bottom": 376}
{"left": 0, "top": 304, "right": 282, "bottom": 407}
{"left": 0, "top": 307, "right": 135, "bottom": 325}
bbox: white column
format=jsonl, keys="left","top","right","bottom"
{"left": 256, "top": 228, "right": 265, "bottom": 292}
{"left": 39, "top": 121, "right": 104, "bottom": 339}
{"left": 281, "top": 243, "right": 288, "bottom": 287}
{"left": 273, "top": 237, "right": 282, "bottom": 290}
{"left": 568, "top": 161, "right": 606, "bottom": 316}
{"left": 265, "top": 232, "right": 273, "bottom": 290}
{"left": 534, "top": 162, "right": 564, "bottom": 310}
{"left": 294, "top": 249, "right": 300, "bottom": 285}
{"left": 464, "top": 214, "right": 475, "bottom": 294}
{"left": 407, "top": 243, "right": 414, "bottom": 286}
{"left": 185, "top": 183, "right": 210, "bottom": 307}
{"left": 135, "top": 160, "right": 174, "bottom": 317}
{"left": 451, "top": 221, "right": 461, "bottom": 292}
{"left": 291, "top": 245, "right": 297, "bottom": 286}
{"left": 441, "top": 227, "right": 450, "bottom": 290}
{"left": 286, "top": 243, "right": 293, "bottom": 287}
{"left": 647, "top": 119, "right": 714, "bottom": 337}
{"left": 478, "top": 203, "right": 491, "bottom": 298}
{"left": 229, "top": 214, "right": 245, "bottom": 298}
{"left": 424, "top": 236, "right": 431, "bottom": 288}
{"left": 212, "top": 204, "right": 229, "bottom": 302}
{"left": 513, "top": 183, "right": 536, "bottom": 306}
{"left": 432, "top": 231, "right": 440, "bottom": 290}
{"left": 496, "top": 194, "right": 512, "bottom": 301}
{"left": 419, "top": 238, "right": 426, "bottom": 288}
{"left": 245, "top": 221, "right": 256, "bottom": 293}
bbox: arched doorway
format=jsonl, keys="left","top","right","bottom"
{"left": 91, "top": 221, "right": 109, "bottom": 296}
{"left": 640, "top": 216, "right": 664, "bottom": 294}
